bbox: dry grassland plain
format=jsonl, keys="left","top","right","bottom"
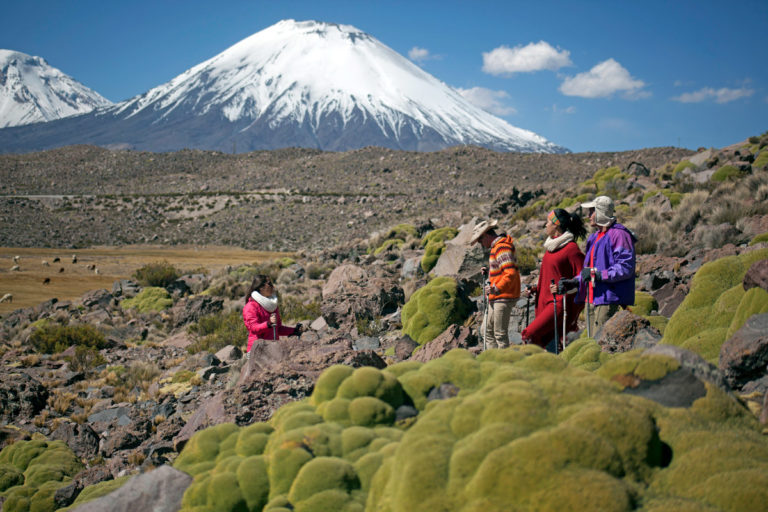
{"left": 0, "top": 245, "right": 290, "bottom": 314}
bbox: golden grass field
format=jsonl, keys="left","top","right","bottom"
{"left": 0, "top": 245, "right": 291, "bottom": 315}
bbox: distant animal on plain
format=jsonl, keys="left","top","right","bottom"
{"left": 42, "top": 260, "right": 49, "bottom": 266}
{"left": 0, "top": 293, "right": 12, "bottom": 303}
{"left": 59, "top": 267, "right": 65, "bottom": 273}
{"left": 53, "top": 257, "right": 60, "bottom": 263}
{"left": 10, "top": 265, "right": 20, "bottom": 272}
{"left": 43, "top": 278, "right": 51, "bottom": 285}
{"left": 94, "top": 268, "right": 100, "bottom": 275}
{"left": 87, "top": 264, "right": 96, "bottom": 271}
{"left": 12, "top": 256, "right": 20, "bottom": 263}
{"left": 71, "top": 255, "right": 77, "bottom": 263}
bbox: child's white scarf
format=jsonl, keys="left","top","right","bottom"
{"left": 251, "top": 291, "right": 278, "bottom": 313}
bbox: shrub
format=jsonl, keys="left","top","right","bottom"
{"left": 187, "top": 310, "right": 248, "bottom": 354}
{"left": 121, "top": 287, "right": 172, "bottom": 313}
{"left": 711, "top": 165, "right": 744, "bottom": 182}
{"left": 373, "top": 238, "right": 404, "bottom": 256}
{"left": 281, "top": 295, "right": 322, "bottom": 322}
{"left": 122, "top": 362, "right": 162, "bottom": 392}
{"left": 132, "top": 261, "right": 180, "bottom": 287}
{"left": 29, "top": 324, "right": 107, "bottom": 354}
{"left": 401, "top": 277, "right": 472, "bottom": 344}
{"left": 66, "top": 346, "right": 107, "bottom": 373}
{"left": 515, "top": 245, "right": 540, "bottom": 275}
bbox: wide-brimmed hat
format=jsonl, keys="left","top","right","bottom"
{"left": 470, "top": 219, "right": 498, "bottom": 245}
{"left": 581, "top": 196, "right": 616, "bottom": 226}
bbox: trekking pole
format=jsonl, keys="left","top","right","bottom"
{"left": 525, "top": 293, "right": 531, "bottom": 329}
{"left": 562, "top": 293, "right": 567, "bottom": 350}
{"left": 551, "top": 280, "right": 559, "bottom": 355}
{"left": 482, "top": 268, "right": 489, "bottom": 351}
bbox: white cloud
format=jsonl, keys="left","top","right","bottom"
{"left": 457, "top": 87, "right": 517, "bottom": 115}
{"left": 559, "top": 58, "right": 647, "bottom": 99}
{"left": 671, "top": 86, "right": 754, "bottom": 104}
{"left": 409, "top": 47, "right": 433, "bottom": 63}
{"left": 482, "top": 41, "right": 572, "bottom": 75}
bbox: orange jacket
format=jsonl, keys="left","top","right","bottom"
{"left": 489, "top": 236, "right": 521, "bottom": 301}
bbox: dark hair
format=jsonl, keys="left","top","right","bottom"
{"left": 553, "top": 208, "right": 587, "bottom": 240}
{"left": 245, "top": 274, "right": 272, "bottom": 304}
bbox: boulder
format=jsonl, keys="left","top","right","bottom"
{"left": 111, "top": 279, "right": 140, "bottom": 298}
{"left": 320, "top": 264, "right": 403, "bottom": 329}
{"left": 214, "top": 344, "right": 242, "bottom": 363}
{"left": 411, "top": 324, "right": 476, "bottom": 363}
{"left": 169, "top": 296, "right": 224, "bottom": 328}
{"left": 644, "top": 192, "right": 672, "bottom": 214}
{"left": 431, "top": 219, "right": 486, "bottom": 283}
{"left": 719, "top": 313, "right": 768, "bottom": 389}
{"left": 743, "top": 259, "right": 768, "bottom": 292}
{"left": 68, "top": 465, "right": 191, "bottom": 512}
{"left": 0, "top": 371, "right": 48, "bottom": 423}
{"left": 79, "top": 289, "right": 114, "bottom": 309}
{"left": 161, "top": 330, "right": 196, "bottom": 349}
{"left": 394, "top": 335, "right": 419, "bottom": 361}
{"left": 51, "top": 421, "right": 100, "bottom": 459}
{"left": 595, "top": 310, "right": 661, "bottom": 353}
{"left": 173, "top": 391, "right": 229, "bottom": 451}
{"left": 652, "top": 281, "right": 688, "bottom": 318}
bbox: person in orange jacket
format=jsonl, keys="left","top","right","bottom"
{"left": 471, "top": 219, "right": 521, "bottom": 349}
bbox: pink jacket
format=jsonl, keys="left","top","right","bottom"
{"left": 242, "top": 298, "right": 296, "bottom": 352}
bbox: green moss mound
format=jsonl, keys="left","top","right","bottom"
{"left": 673, "top": 160, "right": 697, "bottom": 176}
{"left": 59, "top": 475, "right": 131, "bottom": 511}
{"left": 662, "top": 248, "right": 768, "bottom": 362}
{"left": 0, "top": 440, "right": 84, "bottom": 512}
{"left": 420, "top": 227, "right": 459, "bottom": 273}
{"left": 749, "top": 232, "right": 768, "bottom": 246}
{"left": 754, "top": 149, "right": 768, "bottom": 170}
{"left": 711, "top": 165, "right": 744, "bottom": 182}
{"left": 401, "top": 277, "right": 471, "bottom": 344}
{"left": 172, "top": 344, "right": 767, "bottom": 512}
{"left": 121, "top": 286, "right": 173, "bottom": 313}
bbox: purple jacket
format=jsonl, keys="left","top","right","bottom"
{"left": 576, "top": 222, "right": 637, "bottom": 306}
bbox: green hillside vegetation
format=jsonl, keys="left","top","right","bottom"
{"left": 401, "top": 277, "right": 472, "bottom": 344}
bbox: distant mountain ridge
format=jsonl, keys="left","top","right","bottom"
{"left": 0, "top": 50, "right": 111, "bottom": 128}
{"left": 0, "top": 20, "right": 568, "bottom": 154}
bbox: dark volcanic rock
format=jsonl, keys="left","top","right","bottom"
{"left": 51, "top": 421, "right": 100, "bottom": 459}
{"left": 169, "top": 296, "right": 224, "bottom": 328}
{"left": 743, "top": 259, "right": 768, "bottom": 292}
{"left": 0, "top": 371, "right": 48, "bottom": 423}
{"left": 411, "top": 324, "right": 476, "bottom": 363}
{"left": 595, "top": 310, "right": 661, "bottom": 353}
{"left": 320, "top": 265, "right": 404, "bottom": 329}
{"left": 719, "top": 313, "right": 768, "bottom": 389}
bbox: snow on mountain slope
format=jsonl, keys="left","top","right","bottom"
{"left": 111, "top": 20, "right": 566, "bottom": 153}
{"left": 0, "top": 21, "right": 567, "bottom": 153}
{"left": 0, "top": 50, "right": 112, "bottom": 128}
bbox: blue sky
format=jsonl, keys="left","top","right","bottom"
{"left": 2, "top": 0, "right": 766, "bottom": 153}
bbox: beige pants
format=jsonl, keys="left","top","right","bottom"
{"left": 482, "top": 300, "right": 513, "bottom": 349}
{"left": 588, "top": 303, "right": 621, "bottom": 337}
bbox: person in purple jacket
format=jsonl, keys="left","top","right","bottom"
{"left": 558, "top": 195, "right": 637, "bottom": 335}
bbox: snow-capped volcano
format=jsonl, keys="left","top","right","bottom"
{"left": 0, "top": 20, "right": 567, "bottom": 153}
{"left": 0, "top": 50, "right": 111, "bottom": 128}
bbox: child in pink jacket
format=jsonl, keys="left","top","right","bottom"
{"left": 242, "top": 274, "right": 303, "bottom": 353}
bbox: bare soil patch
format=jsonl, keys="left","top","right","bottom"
{"left": 0, "top": 245, "right": 290, "bottom": 314}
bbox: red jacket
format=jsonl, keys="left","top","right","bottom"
{"left": 522, "top": 241, "right": 584, "bottom": 349}
{"left": 242, "top": 298, "right": 296, "bottom": 352}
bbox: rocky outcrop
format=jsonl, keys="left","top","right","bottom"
{"left": 411, "top": 324, "right": 477, "bottom": 363}
{"left": 743, "top": 259, "right": 768, "bottom": 292}
{"left": 320, "top": 264, "right": 404, "bottom": 330}
{"left": 0, "top": 371, "right": 48, "bottom": 423}
{"left": 169, "top": 295, "right": 224, "bottom": 328}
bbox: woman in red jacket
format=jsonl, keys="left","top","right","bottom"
{"left": 242, "top": 274, "right": 303, "bottom": 354}
{"left": 521, "top": 209, "right": 586, "bottom": 352}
